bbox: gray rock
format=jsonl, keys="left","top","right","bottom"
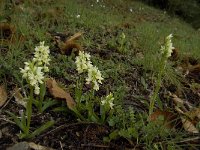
{"left": 7, "top": 142, "right": 29, "bottom": 150}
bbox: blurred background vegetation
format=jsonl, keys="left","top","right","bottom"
{"left": 137, "top": 0, "right": 200, "bottom": 29}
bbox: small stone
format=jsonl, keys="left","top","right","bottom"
{"left": 0, "top": 130, "right": 2, "bottom": 138}
{"left": 2, "top": 127, "right": 9, "bottom": 134}
{"left": 7, "top": 142, "right": 29, "bottom": 150}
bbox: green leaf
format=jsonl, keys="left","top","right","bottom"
{"left": 156, "top": 97, "right": 163, "bottom": 110}
{"left": 109, "top": 130, "right": 119, "bottom": 140}
{"left": 6, "top": 111, "right": 26, "bottom": 132}
{"left": 28, "top": 120, "right": 54, "bottom": 139}
{"left": 141, "top": 76, "right": 148, "bottom": 90}
{"left": 53, "top": 106, "right": 68, "bottom": 112}
{"left": 71, "top": 107, "right": 86, "bottom": 121}
{"left": 108, "top": 117, "right": 117, "bottom": 126}
{"left": 103, "top": 137, "right": 110, "bottom": 142}
{"left": 40, "top": 83, "right": 46, "bottom": 99}
{"left": 33, "top": 99, "right": 39, "bottom": 108}
{"left": 42, "top": 99, "right": 58, "bottom": 112}
{"left": 18, "top": 133, "right": 28, "bottom": 139}
{"left": 119, "top": 129, "right": 130, "bottom": 139}
{"left": 20, "top": 111, "right": 27, "bottom": 130}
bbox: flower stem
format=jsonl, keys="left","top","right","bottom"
{"left": 26, "top": 86, "right": 33, "bottom": 135}
{"left": 72, "top": 108, "right": 85, "bottom": 121}
{"left": 39, "top": 83, "right": 45, "bottom": 113}
{"left": 149, "top": 59, "right": 166, "bottom": 115}
{"left": 100, "top": 106, "right": 106, "bottom": 123}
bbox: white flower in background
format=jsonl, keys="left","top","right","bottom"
{"left": 160, "top": 34, "right": 174, "bottom": 58}
{"left": 101, "top": 93, "right": 114, "bottom": 109}
{"left": 96, "top": 0, "right": 99, "bottom": 2}
{"left": 75, "top": 51, "right": 92, "bottom": 74}
{"left": 33, "top": 41, "right": 50, "bottom": 72}
{"left": 86, "top": 66, "right": 104, "bottom": 91}
{"left": 130, "top": 8, "right": 133, "bottom": 12}
{"left": 76, "top": 15, "right": 80, "bottom": 18}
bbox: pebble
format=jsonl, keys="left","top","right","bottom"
{"left": 7, "top": 142, "right": 29, "bottom": 150}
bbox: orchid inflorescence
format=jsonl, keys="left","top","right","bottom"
{"left": 75, "top": 50, "right": 92, "bottom": 74}
{"left": 33, "top": 41, "right": 51, "bottom": 72}
{"left": 101, "top": 93, "right": 115, "bottom": 109}
{"left": 160, "top": 34, "right": 174, "bottom": 58}
{"left": 75, "top": 51, "right": 104, "bottom": 91}
{"left": 20, "top": 41, "right": 50, "bottom": 95}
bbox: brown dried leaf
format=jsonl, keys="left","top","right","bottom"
{"left": 0, "top": 23, "right": 16, "bottom": 43}
{"left": 0, "top": 23, "right": 25, "bottom": 46}
{"left": 13, "top": 87, "right": 27, "bottom": 107}
{"left": 171, "top": 94, "right": 184, "bottom": 105}
{"left": 171, "top": 94, "right": 193, "bottom": 112}
{"left": 170, "top": 48, "right": 179, "bottom": 61}
{"left": 171, "top": 94, "right": 200, "bottom": 132}
{"left": 189, "top": 108, "right": 200, "bottom": 120}
{"left": 46, "top": 78, "right": 76, "bottom": 110}
{"left": 181, "top": 117, "right": 199, "bottom": 133}
{"left": 183, "top": 108, "right": 200, "bottom": 126}
{"left": 172, "top": 94, "right": 200, "bottom": 119}
{"left": 149, "top": 109, "right": 180, "bottom": 129}
{"left": 60, "top": 41, "right": 82, "bottom": 55}
{"left": 0, "top": 84, "right": 8, "bottom": 107}
{"left": 56, "top": 32, "right": 83, "bottom": 55}
{"left": 66, "top": 32, "right": 83, "bottom": 43}
{"left": 188, "top": 64, "right": 200, "bottom": 82}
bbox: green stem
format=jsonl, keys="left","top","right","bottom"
{"left": 78, "top": 77, "right": 84, "bottom": 103}
{"left": 119, "top": 39, "right": 125, "bottom": 52}
{"left": 72, "top": 108, "right": 85, "bottom": 121}
{"left": 39, "top": 99, "right": 43, "bottom": 113}
{"left": 87, "top": 91, "right": 99, "bottom": 122}
{"left": 39, "top": 83, "right": 45, "bottom": 113}
{"left": 149, "top": 59, "right": 166, "bottom": 115}
{"left": 26, "top": 86, "right": 33, "bottom": 135}
{"left": 100, "top": 105, "right": 106, "bottom": 123}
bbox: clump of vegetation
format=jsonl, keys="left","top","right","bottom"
{"left": 7, "top": 42, "right": 54, "bottom": 139}
{"left": 138, "top": 0, "right": 200, "bottom": 28}
{"left": 0, "top": 0, "right": 200, "bottom": 149}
